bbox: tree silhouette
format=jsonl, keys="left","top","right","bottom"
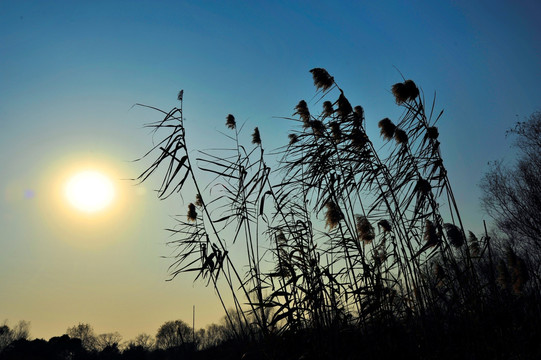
{"left": 481, "top": 110, "right": 541, "bottom": 259}
{"left": 155, "top": 320, "right": 193, "bottom": 350}
{"left": 66, "top": 323, "right": 97, "bottom": 352}
{"left": 0, "top": 320, "right": 30, "bottom": 351}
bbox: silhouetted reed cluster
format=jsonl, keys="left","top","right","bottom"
{"left": 129, "top": 69, "right": 540, "bottom": 359}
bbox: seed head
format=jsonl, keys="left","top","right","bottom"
{"left": 415, "top": 178, "right": 431, "bottom": 195}
{"left": 356, "top": 215, "right": 375, "bottom": 244}
{"left": 444, "top": 223, "right": 464, "bottom": 247}
{"left": 309, "top": 120, "right": 325, "bottom": 137}
{"left": 325, "top": 201, "right": 342, "bottom": 229}
{"left": 195, "top": 194, "right": 203, "bottom": 207}
{"left": 329, "top": 121, "right": 341, "bottom": 141}
{"left": 288, "top": 133, "right": 299, "bottom": 145}
{"left": 468, "top": 231, "right": 480, "bottom": 256}
{"left": 394, "top": 128, "right": 408, "bottom": 145}
{"left": 252, "top": 127, "right": 261, "bottom": 145}
{"left": 350, "top": 128, "right": 368, "bottom": 149}
{"left": 354, "top": 105, "right": 364, "bottom": 119}
{"left": 323, "top": 101, "right": 334, "bottom": 117}
{"left": 177, "top": 90, "right": 184, "bottom": 101}
{"left": 226, "top": 114, "right": 236, "bottom": 129}
{"left": 377, "top": 219, "right": 392, "bottom": 233}
{"left": 294, "top": 100, "right": 311, "bottom": 127}
{"left": 391, "top": 79, "right": 419, "bottom": 104}
{"left": 426, "top": 126, "right": 439, "bottom": 140}
{"left": 424, "top": 220, "right": 439, "bottom": 246}
{"left": 309, "top": 68, "right": 334, "bottom": 91}
{"left": 337, "top": 93, "right": 353, "bottom": 118}
{"left": 187, "top": 203, "right": 197, "bottom": 222}
{"left": 378, "top": 118, "right": 396, "bottom": 140}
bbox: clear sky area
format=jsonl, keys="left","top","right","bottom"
{"left": 1, "top": 0, "right": 540, "bottom": 341}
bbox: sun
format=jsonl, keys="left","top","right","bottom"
{"left": 65, "top": 170, "right": 115, "bottom": 213}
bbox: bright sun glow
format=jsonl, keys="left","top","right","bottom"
{"left": 65, "top": 171, "right": 115, "bottom": 213}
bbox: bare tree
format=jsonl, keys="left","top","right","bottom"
{"left": 0, "top": 320, "right": 30, "bottom": 350}
{"left": 66, "top": 323, "right": 97, "bottom": 352}
{"left": 198, "top": 323, "right": 228, "bottom": 349}
{"left": 481, "top": 111, "right": 541, "bottom": 257}
{"left": 96, "top": 332, "right": 122, "bottom": 351}
{"left": 155, "top": 320, "right": 192, "bottom": 349}
{"left": 126, "top": 333, "right": 155, "bottom": 351}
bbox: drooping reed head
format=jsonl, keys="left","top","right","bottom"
{"left": 377, "top": 219, "right": 392, "bottom": 233}
{"left": 426, "top": 126, "right": 439, "bottom": 140}
{"left": 354, "top": 105, "right": 364, "bottom": 119}
{"left": 444, "top": 223, "right": 464, "bottom": 247}
{"left": 337, "top": 93, "right": 353, "bottom": 119}
{"left": 309, "top": 68, "right": 334, "bottom": 91}
{"left": 294, "top": 100, "right": 311, "bottom": 127}
{"left": 252, "top": 127, "right": 261, "bottom": 145}
{"left": 424, "top": 220, "right": 439, "bottom": 246}
{"left": 226, "top": 114, "right": 236, "bottom": 129}
{"left": 352, "top": 105, "right": 364, "bottom": 128}
{"left": 195, "top": 194, "right": 203, "bottom": 207}
{"left": 378, "top": 118, "right": 396, "bottom": 140}
{"left": 468, "top": 231, "right": 480, "bottom": 256}
{"left": 187, "top": 203, "right": 197, "bottom": 222}
{"left": 309, "top": 120, "right": 325, "bottom": 137}
{"left": 323, "top": 101, "right": 334, "bottom": 117}
{"left": 394, "top": 128, "right": 408, "bottom": 145}
{"left": 391, "top": 79, "right": 419, "bottom": 104}
{"left": 325, "top": 201, "right": 342, "bottom": 229}
{"left": 416, "top": 178, "right": 431, "bottom": 196}
{"left": 356, "top": 215, "right": 375, "bottom": 244}
{"left": 288, "top": 133, "right": 299, "bottom": 145}
{"left": 329, "top": 121, "right": 341, "bottom": 141}
{"left": 350, "top": 127, "right": 368, "bottom": 149}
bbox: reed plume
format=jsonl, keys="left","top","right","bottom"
{"left": 323, "top": 101, "right": 334, "bottom": 117}
{"left": 378, "top": 118, "right": 396, "bottom": 140}
{"left": 337, "top": 93, "right": 352, "bottom": 118}
{"left": 226, "top": 114, "right": 236, "bottom": 129}
{"left": 252, "top": 127, "right": 261, "bottom": 145}
{"left": 356, "top": 215, "right": 375, "bottom": 244}
{"left": 444, "top": 223, "right": 464, "bottom": 247}
{"left": 294, "top": 100, "right": 311, "bottom": 127}
{"left": 288, "top": 133, "right": 299, "bottom": 144}
{"left": 325, "top": 201, "right": 342, "bottom": 229}
{"left": 391, "top": 79, "right": 419, "bottom": 104}
{"left": 424, "top": 220, "right": 439, "bottom": 246}
{"left": 394, "top": 128, "right": 408, "bottom": 145}
{"left": 309, "top": 68, "right": 334, "bottom": 91}
{"left": 187, "top": 203, "right": 197, "bottom": 222}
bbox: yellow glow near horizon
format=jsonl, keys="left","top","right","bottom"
{"left": 65, "top": 170, "right": 115, "bottom": 213}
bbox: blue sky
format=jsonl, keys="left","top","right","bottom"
{"left": 1, "top": 0, "right": 539, "bottom": 341}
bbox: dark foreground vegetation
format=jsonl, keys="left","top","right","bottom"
{"left": 3, "top": 70, "right": 540, "bottom": 359}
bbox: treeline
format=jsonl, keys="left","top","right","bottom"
{"left": 0, "top": 317, "right": 245, "bottom": 359}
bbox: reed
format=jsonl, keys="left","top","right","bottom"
{"left": 134, "top": 69, "right": 536, "bottom": 354}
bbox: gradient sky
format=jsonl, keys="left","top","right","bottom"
{"left": 1, "top": 0, "right": 540, "bottom": 342}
